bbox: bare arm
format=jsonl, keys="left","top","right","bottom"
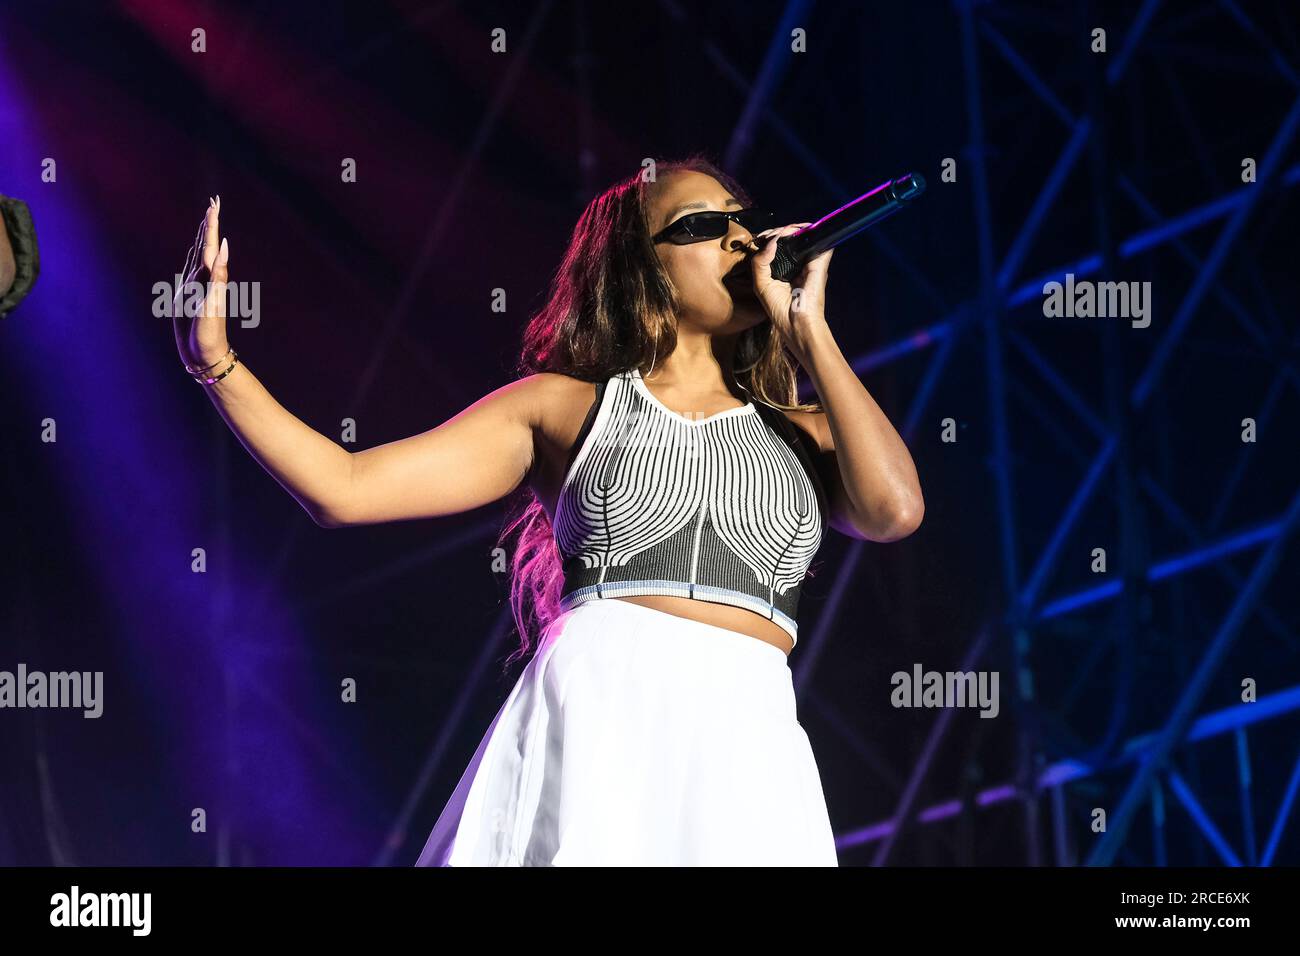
{"left": 175, "top": 196, "right": 540, "bottom": 528}
{"left": 199, "top": 361, "right": 540, "bottom": 528}
{"left": 791, "top": 324, "right": 925, "bottom": 543}
{"left": 753, "top": 221, "right": 923, "bottom": 543}
{"left": 200, "top": 363, "right": 355, "bottom": 526}
{"left": 329, "top": 377, "right": 539, "bottom": 526}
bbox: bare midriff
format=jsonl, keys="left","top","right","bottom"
{"left": 608, "top": 595, "right": 794, "bottom": 657}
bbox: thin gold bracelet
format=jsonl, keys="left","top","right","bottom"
{"left": 183, "top": 347, "right": 234, "bottom": 375}
{"left": 191, "top": 350, "right": 240, "bottom": 385}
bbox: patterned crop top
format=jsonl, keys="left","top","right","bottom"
{"left": 553, "top": 367, "right": 828, "bottom": 645}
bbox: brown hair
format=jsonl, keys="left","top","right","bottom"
{"left": 498, "top": 153, "right": 823, "bottom": 669}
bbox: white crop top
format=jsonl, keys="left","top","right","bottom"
{"left": 553, "top": 368, "right": 827, "bottom": 644}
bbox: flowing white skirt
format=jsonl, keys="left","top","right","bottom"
{"left": 415, "top": 598, "right": 838, "bottom": 866}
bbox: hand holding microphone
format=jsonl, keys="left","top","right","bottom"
{"left": 749, "top": 221, "right": 834, "bottom": 365}
{"left": 760, "top": 172, "right": 927, "bottom": 283}
{"left": 743, "top": 171, "right": 926, "bottom": 363}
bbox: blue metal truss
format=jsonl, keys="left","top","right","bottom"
{"left": 811, "top": 0, "right": 1300, "bottom": 866}
{"left": 377, "top": 0, "right": 1300, "bottom": 868}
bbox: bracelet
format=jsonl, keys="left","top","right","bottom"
{"left": 184, "top": 346, "right": 233, "bottom": 375}
{"left": 190, "top": 350, "right": 240, "bottom": 385}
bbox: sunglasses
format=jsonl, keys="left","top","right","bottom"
{"left": 651, "top": 207, "right": 774, "bottom": 245}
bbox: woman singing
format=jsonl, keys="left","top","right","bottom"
{"left": 175, "top": 155, "right": 924, "bottom": 866}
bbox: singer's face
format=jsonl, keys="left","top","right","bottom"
{"left": 648, "top": 170, "right": 767, "bottom": 332}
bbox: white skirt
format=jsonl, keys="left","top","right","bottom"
{"left": 415, "top": 598, "right": 838, "bottom": 866}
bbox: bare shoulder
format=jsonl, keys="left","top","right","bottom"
{"left": 484, "top": 371, "right": 594, "bottom": 428}
{"left": 528, "top": 370, "right": 599, "bottom": 400}
{"left": 524, "top": 372, "right": 599, "bottom": 433}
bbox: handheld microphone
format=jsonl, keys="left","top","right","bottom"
{"left": 764, "top": 172, "right": 926, "bottom": 282}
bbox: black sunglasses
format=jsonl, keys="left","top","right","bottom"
{"left": 651, "top": 207, "right": 774, "bottom": 244}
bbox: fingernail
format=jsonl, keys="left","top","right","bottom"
{"left": 208, "top": 196, "right": 215, "bottom": 208}
{"left": 218, "top": 236, "right": 228, "bottom": 263}
{"left": 215, "top": 194, "right": 221, "bottom": 209}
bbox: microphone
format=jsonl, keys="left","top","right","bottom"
{"left": 762, "top": 172, "right": 926, "bottom": 282}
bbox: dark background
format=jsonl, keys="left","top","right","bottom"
{"left": 1, "top": 0, "right": 1298, "bottom": 866}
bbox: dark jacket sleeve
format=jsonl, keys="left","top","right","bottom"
{"left": 0, "top": 194, "right": 40, "bottom": 318}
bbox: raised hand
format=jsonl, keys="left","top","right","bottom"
{"left": 174, "top": 195, "right": 231, "bottom": 376}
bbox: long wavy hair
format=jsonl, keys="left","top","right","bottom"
{"left": 498, "top": 153, "right": 824, "bottom": 670}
